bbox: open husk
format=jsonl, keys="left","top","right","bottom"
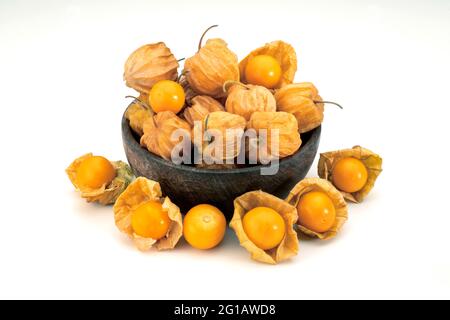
{"left": 275, "top": 82, "right": 324, "bottom": 133}
{"left": 286, "top": 178, "right": 348, "bottom": 240}
{"left": 230, "top": 190, "right": 299, "bottom": 264}
{"left": 239, "top": 41, "right": 297, "bottom": 89}
{"left": 192, "top": 111, "right": 246, "bottom": 163}
{"left": 66, "top": 153, "right": 134, "bottom": 205}
{"left": 184, "top": 38, "right": 239, "bottom": 98}
{"left": 246, "top": 111, "right": 301, "bottom": 162}
{"left": 183, "top": 95, "right": 224, "bottom": 126}
{"left": 124, "top": 42, "right": 179, "bottom": 94}
{"left": 125, "top": 94, "right": 154, "bottom": 137}
{"left": 113, "top": 177, "right": 183, "bottom": 251}
{"left": 140, "top": 111, "right": 191, "bottom": 161}
{"left": 224, "top": 82, "right": 276, "bottom": 121}
{"left": 318, "top": 146, "right": 383, "bottom": 202}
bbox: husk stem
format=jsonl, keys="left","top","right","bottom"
{"left": 314, "top": 100, "right": 343, "bottom": 109}
{"left": 125, "top": 95, "right": 152, "bottom": 112}
{"left": 198, "top": 25, "right": 219, "bottom": 51}
{"left": 204, "top": 114, "right": 212, "bottom": 143}
{"left": 125, "top": 95, "right": 156, "bottom": 128}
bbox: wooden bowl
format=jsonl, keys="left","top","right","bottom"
{"left": 122, "top": 114, "right": 321, "bottom": 218}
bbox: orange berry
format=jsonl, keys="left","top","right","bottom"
{"left": 131, "top": 201, "right": 171, "bottom": 239}
{"left": 242, "top": 207, "right": 286, "bottom": 250}
{"left": 244, "top": 55, "right": 282, "bottom": 89}
{"left": 76, "top": 156, "right": 116, "bottom": 189}
{"left": 148, "top": 80, "right": 185, "bottom": 113}
{"left": 332, "top": 157, "right": 368, "bottom": 193}
{"left": 297, "top": 191, "right": 336, "bottom": 233}
{"left": 183, "top": 204, "right": 226, "bottom": 250}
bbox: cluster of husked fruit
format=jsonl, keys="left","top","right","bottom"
{"left": 66, "top": 27, "right": 383, "bottom": 264}
{"left": 67, "top": 146, "right": 381, "bottom": 264}
{"left": 123, "top": 25, "right": 343, "bottom": 167}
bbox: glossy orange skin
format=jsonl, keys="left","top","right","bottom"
{"left": 242, "top": 207, "right": 286, "bottom": 250}
{"left": 148, "top": 80, "right": 185, "bottom": 113}
{"left": 76, "top": 156, "right": 116, "bottom": 189}
{"left": 131, "top": 201, "right": 171, "bottom": 239}
{"left": 244, "top": 55, "right": 282, "bottom": 89}
{"left": 183, "top": 204, "right": 226, "bottom": 250}
{"left": 332, "top": 157, "right": 368, "bottom": 193}
{"left": 297, "top": 191, "right": 336, "bottom": 233}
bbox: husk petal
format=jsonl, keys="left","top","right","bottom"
{"left": 185, "top": 38, "right": 239, "bottom": 98}
{"left": 192, "top": 111, "right": 246, "bottom": 161}
{"left": 230, "top": 190, "right": 298, "bottom": 264}
{"left": 318, "top": 146, "right": 383, "bottom": 202}
{"left": 124, "top": 42, "right": 179, "bottom": 94}
{"left": 113, "top": 177, "right": 183, "bottom": 251}
{"left": 179, "top": 74, "right": 198, "bottom": 105}
{"left": 239, "top": 41, "right": 297, "bottom": 89}
{"left": 183, "top": 95, "right": 224, "bottom": 126}
{"left": 246, "top": 111, "right": 301, "bottom": 162}
{"left": 286, "top": 178, "right": 348, "bottom": 240}
{"left": 66, "top": 153, "right": 134, "bottom": 205}
{"left": 225, "top": 83, "right": 276, "bottom": 121}
{"left": 274, "top": 83, "right": 324, "bottom": 133}
{"left": 125, "top": 94, "right": 154, "bottom": 137}
{"left": 140, "top": 111, "right": 191, "bottom": 160}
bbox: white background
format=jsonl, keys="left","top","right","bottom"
{"left": 0, "top": 0, "right": 449, "bottom": 299}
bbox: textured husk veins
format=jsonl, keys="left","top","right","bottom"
{"left": 230, "top": 190, "right": 299, "bottom": 264}
{"left": 185, "top": 38, "right": 239, "bottom": 98}
{"left": 286, "top": 178, "right": 348, "bottom": 240}
{"left": 318, "top": 146, "right": 383, "bottom": 203}
{"left": 246, "top": 111, "right": 301, "bottom": 161}
{"left": 125, "top": 95, "right": 154, "bottom": 137}
{"left": 225, "top": 83, "right": 276, "bottom": 121}
{"left": 124, "top": 42, "right": 179, "bottom": 94}
{"left": 178, "top": 75, "right": 198, "bottom": 105}
{"left": 183, "top": 95, "right": 224, "bottom": 126}
{"left": 275, "top": 82, "right": 324, "bottom": 133}
{"left": 140, "top": 111, "right": 191, "bottom": 160}
{"left": 193, "top": 111, "right": 246, "bottom": 161}
{"left": 66, "top": 153, "right": 134, "bottom": 205}
{"left": 113, "top": 177, "right": 183, "bottom": 251}
{"left": 239, "top": 41, "right": 297, "bottom": 89}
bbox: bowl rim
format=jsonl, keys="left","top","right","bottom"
{"left": 122, "top": 113, "right": 321, "bottom": 175}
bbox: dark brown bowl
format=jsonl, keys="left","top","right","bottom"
{"left": 122, "top": 114, "right": 321, "bottom": 218}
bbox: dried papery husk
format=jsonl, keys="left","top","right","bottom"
{"left": 140, "top": 111, "right": 191, "bottom": 160}
{"left": 246, "top": 111, "right": 301, "bottom": 162}
{"left": 66, "top": 153, "right": 134, "bottom": 205}
{"left": 185, "top": 38, "right": 239, "bottom": 98}
{"left": 125, "top": 94, "right": 154, "bottom": 137}
{"left": 239, "top": 41, "right": 297, "bottom": 89}
{"left": 192, "top": 111, "right": 246, "bottom": 162}
{"left": 178, "top": 74, "right": 198, "bottom": 105}
{"left": 286, "top": 178, "right": 348, "bottom": 240}
{"left": 224, "top": 82, "right": 276, "bottom": 121}
{"left": 113, "top": 177, "right": 183, "bottom": 251}
{"left": 318, "top": 146, "right": 383, "bottom": 203}
{"left": 230, "top": 190, "right": 298, "bottom": 264}
{"left": 124, "top": 42, "right": 179, "bottom": 94}
{"left": 183, "top": 95, "right": 224, "bottom": 126}
{"left": 275, "top": 82, "right": 324, "bottom": 133}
